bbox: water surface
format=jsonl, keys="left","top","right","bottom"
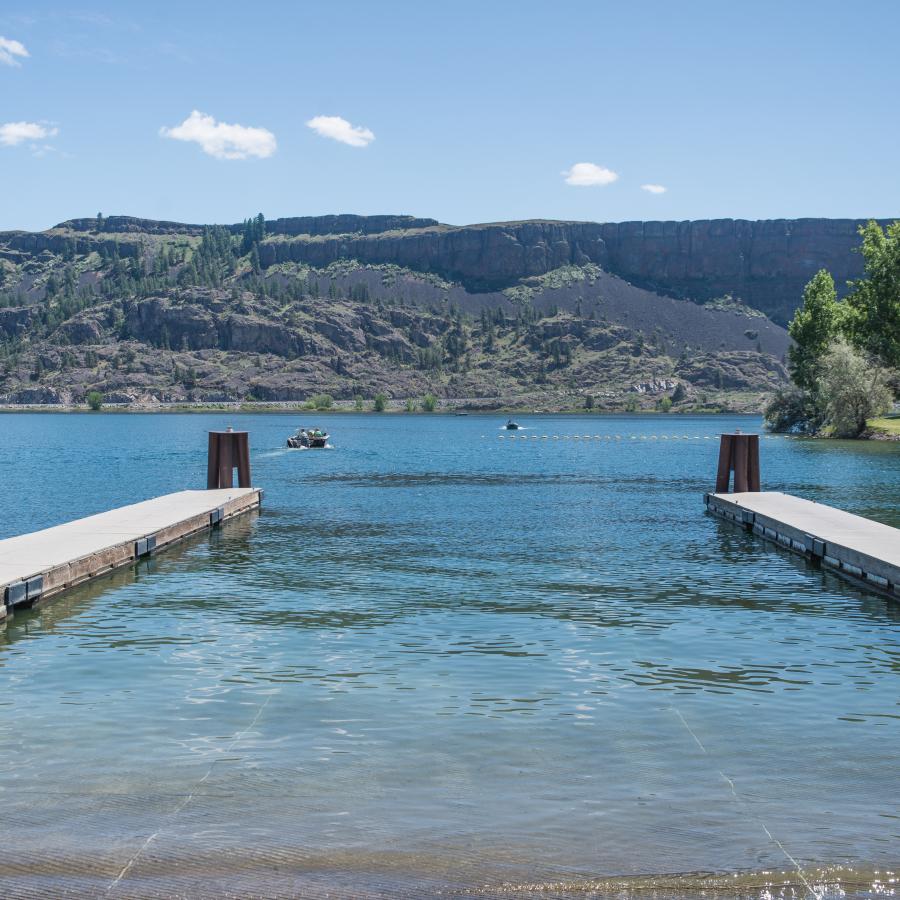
{"left": 0, "top": 413, "right": 897, "bottom": 898}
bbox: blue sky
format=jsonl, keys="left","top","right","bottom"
{"left": 1, "top": 0, "right": 898, "bottom": 231}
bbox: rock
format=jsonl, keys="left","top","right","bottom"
{"left": 633, "top": 379, "right": 676, "bottom": 394}
{"left": 58, "top": 318, "right": 102, "bottom": 344}
{"left": 126, "top": 298, "right": 219, "bottom": 350}
{"left": 0, "top": 306, "right": 33, "bottom": 338}
{"left": 220, "top": 315, "right": 298, "bottom": 356}
{"left": 9, "top": 387, "right": 68, "bottom": 404}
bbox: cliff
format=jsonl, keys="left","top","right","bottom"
{"left": 598, "top": 218, "right": 891, "bottom": 324}
{"left": 0, "top": 209, "right": 889, "bottom": 409}
{"left": 258, "top": 221, "right": 609, "bottom": 294}
{"left": 17, "top": 214, "right": 890, "bottom": 325}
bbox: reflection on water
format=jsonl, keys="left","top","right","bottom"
{"left": 0, "top": 413, "right": 897, "bottom": 898}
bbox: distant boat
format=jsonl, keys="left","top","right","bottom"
{"left": 287, "top": 427, "right": 329, "bottom": 448}
{"left": 504, "top": 419, "right": 521, "bottom": 430}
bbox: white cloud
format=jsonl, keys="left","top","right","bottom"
{"left": 0, "top": 121, "right": 58, "bottom": 146}
{"left": 0, "top": 36, "right": 29, "bottom": 67}
{"left": 641, "top": 183, "right": 667, "bottom": 194}
{"left": 562, "top": 162, "right": 618, "bottom": 187}
{"left": 160, "top": 110, "right": 276, "bottom": 160}
{"left": 306, "top": 115, "right": 374, "bottom": 147}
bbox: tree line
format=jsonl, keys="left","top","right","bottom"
{"left": 766, "top": 220, "right": 899, "bottom": 437}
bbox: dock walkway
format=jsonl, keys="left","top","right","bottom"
{"left": 1, "top": 488, "right": 260, "bottom": 619}
{"left": 706, "top": 491, "right": 900, "bottom": 598}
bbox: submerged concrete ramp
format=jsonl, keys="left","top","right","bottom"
{"left": 0, "top": 488, "right": 261, "bottom": 618}
{"left": 707, "top": 490, "right": 900, "bottom": 598}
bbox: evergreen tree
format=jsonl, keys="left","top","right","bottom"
{"left": 787, "top": 269, "right": 844, "bottom": 392}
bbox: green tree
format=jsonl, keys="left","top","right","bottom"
{"left": 845, "top": 220, "right": 900, "bottom": 368}
{"left": 373, "top": 393, "right": 387, "bottom": 412}
{"left": 405, "top": 398, "right": 416, "bottom": 412}
{"left": 421, "top": 393, "right": 437, "bottom": 412}
{"left": 313, "top": 393, "right": 333, "bottom": 410}
{"left": 354, "top": 395, "right": 364, "bottom": 411}
{"left": 658, "top": 396, "right": 673, "bottom": 412}
{"left": 764, "top": 386, "right": 821, "bottom": 435}
{"left": 86, "top": 390, "right": 103, "bottom": 411}
{"left": 818, "top": 339, "right": 893, "bottom": 437}
{"left": 787, "top": 269, "right": 844, "bottom": 391}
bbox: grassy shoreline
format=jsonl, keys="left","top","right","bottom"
{"left": 866, "top": 415, "right": 900, "bottom": 440}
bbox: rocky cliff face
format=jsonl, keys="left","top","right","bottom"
{"left": 262, "top": 214, "right": 440, "bottom": 236}
{"left": 258, "top": 221, "right": 610, "bottom": 292}
{"left": 19, "top": 213, "right": 890, "bottom": 325}
{"left": 598, "top": 218, "right": 891, "bottom": 324}
{"left": 253, "top": 216, "right": 892, "bottom": 324}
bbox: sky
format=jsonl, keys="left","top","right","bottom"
{"left": 1, "top": 0, "right": 899, "bottom": 231}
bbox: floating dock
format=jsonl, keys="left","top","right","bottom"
{"left": 706, "top": 491, "right": 900, "bottom": 599}
{"left": 0, "top": 488, "right": 261, "bottom": 620}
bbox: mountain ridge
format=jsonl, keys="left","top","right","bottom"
{"left": 5, "top": 214, "right": 891, "bottom": 325}
{"left": 3, "top": 211, "right": 886, "bottom": 410}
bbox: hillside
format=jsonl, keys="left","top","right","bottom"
{"left": 0, "top": 213, "right": 822, "bottom": 410}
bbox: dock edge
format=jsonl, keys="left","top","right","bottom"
{"left": 704, "top": 492, "right": 900, "bottom": 602}
{"left": 1, "top": 488, "right": 262, "bottom": 622}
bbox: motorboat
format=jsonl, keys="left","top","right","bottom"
{"left": 287, "top": 427, "right": 329, "bottom": 448}
{"left": 504, "top": 419, "right": 521, "bottom": 430}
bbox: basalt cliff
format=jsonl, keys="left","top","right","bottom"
{"left": 0, "top": 213, "right": 890, "bottom": 410}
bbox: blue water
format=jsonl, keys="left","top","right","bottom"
{"left": 0, "top": 413, "right": 897, "bottom": 898}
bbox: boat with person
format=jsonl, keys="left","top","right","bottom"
{"left": 504, "top": 419, "right": 521, "bottom": 430}
{"left": 287, "top": 427, "right": 329, "bottom": 448}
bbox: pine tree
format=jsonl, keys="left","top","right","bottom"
{"left": 788, "top": 269, "right": 844, "bottom": 392}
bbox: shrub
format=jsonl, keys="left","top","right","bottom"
{"left": 658, "top": 396, "right": 673, "bottom": 412}
{"left": 819, "top": 339, "right": 893, "bottom": 437}
{"left": 354, "top": 396, "right": 364, "bottom": 411}
{"left": 405, "top": 398, "right": 416, "bottom": 412}
{"left": 764, "top": 387, "right": 819, "bottom": 434}
{"left": 312, "top": 394, "right": 333, "bottom": 410}
{"left": 765, "top": 340, "right": 893, "bottom": 436}
{"left": 86, "top": 390, "right": 103, "bottom": 411}
{"left": 422, "top": 393, "right": 437, "bottom": 412}
{"left": 373, "top": 393, "right": 387, "bottom": 412}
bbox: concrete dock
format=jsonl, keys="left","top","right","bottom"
{"left": 1, "top": 487, "right": 261, "bottom": 620}
{"left": 706, "top": 491, "right": 900, "bottom": 599}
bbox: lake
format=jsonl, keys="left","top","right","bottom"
{"left": 0, "top": 413, "right": 897, "bottom": 898}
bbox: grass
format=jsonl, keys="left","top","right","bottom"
{"left": 867, "top": 415, "right": 900, "bottom": 436}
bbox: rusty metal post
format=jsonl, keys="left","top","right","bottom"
{"left": 715, "top": 434, "right": 734, "bottom": 492}
{"left": 235, "top": 433, "right": 251, "bottom": 488}
{"left": 207, "top": 430, "right": 251, "bottom": 489}
{"left": 715, "top": 432, "right": 760, "bottom": 493}
{"left": 746, "top": 434, "right": 761, "bottom": 491}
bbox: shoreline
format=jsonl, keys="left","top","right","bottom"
{"left": 0, "top": 401, "right": 760, "bottom": 416}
